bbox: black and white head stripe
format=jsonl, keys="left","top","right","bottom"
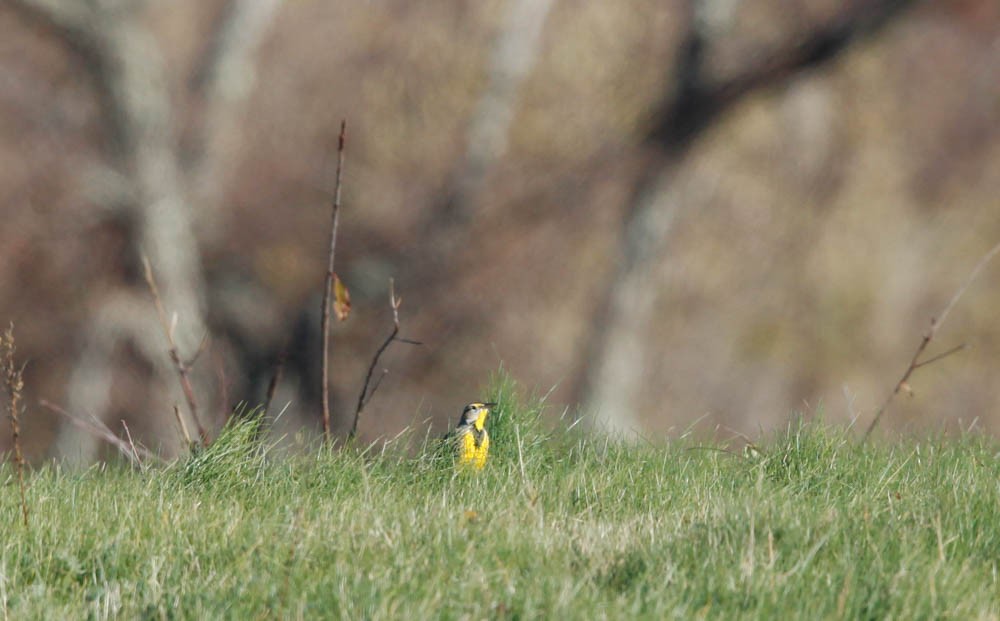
{"left": 460, "top": 402, "right": 496, "bottom": 425}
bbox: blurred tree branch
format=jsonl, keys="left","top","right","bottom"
{"left": 188, "top": 0, "right": 286, "bottom": 237}
{"left": 10, "top": 0, "right": 283, "bottom": 463}
{"left": 576, "top": 0, "right": 917, "bottom": 436}
{"left": 5, "top": 0, "right": 93, "bottom": 38}
{"left": 433, "top": 0, "right": 556, "bottom": 230}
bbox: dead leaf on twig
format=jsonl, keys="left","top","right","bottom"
{"left": 333, "top": 273, "right": 351, "bottom": 321}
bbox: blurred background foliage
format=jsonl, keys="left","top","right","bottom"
{"left": 0, "top": 0, "right": 998, "bottom": 462}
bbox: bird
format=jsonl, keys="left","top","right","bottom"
{"left": 448, "top": 401, "right": 496, "bottom": 470}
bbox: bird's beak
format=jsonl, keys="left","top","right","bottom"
{"left": 483, "top": 402, "right": 498, "bottom": 408}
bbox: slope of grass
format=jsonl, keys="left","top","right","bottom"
{"left": 2, "top": 380, "right": 1000, "bottom": 619}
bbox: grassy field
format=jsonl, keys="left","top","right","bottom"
{"left": 3, "top": 378, "right": 1000, "bottom": 619}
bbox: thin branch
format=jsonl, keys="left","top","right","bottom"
{"left": 142, "top": 255, "right": 207, "bottom": 446}
{"left": 934, "top": 242, "right": 1000, "bottom": 330}
{"left": 911, "top": 343, "right": 967, "bottom": 371}
{"left": 350, "top": 279, "right": 420, "bottom": 440}
{"left": 320, "top": 120, "right": 347, "bottom": 442}
{"left": 864, "top": 240, "right": 1000, "bottom": 439}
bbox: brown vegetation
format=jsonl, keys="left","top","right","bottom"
{"left": 2, "top": 324, "right": 28, "bottom": 526}
{"left": 0, "top": 0, "right": 998, "bottom": 461}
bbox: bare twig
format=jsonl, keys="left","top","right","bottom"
{"left": 142, "top": 255, "right": 208, "bottom": 446}
{"left": 320, "top": 120, "right": 347, "bottom": 442}
{"left": 911, "top": 343, "right": 967, "bottom": 371}
{"left": 350, "top": 279, "right": 422, "bottom": 440}
{"left": 3, "top": 324, "right": 28, "bottom": 528}
{"left": 40, "top": 400, "right": 160, "bottom": 465}
{"left": 864, "top": 240, "right": 1000, "bottom": 439}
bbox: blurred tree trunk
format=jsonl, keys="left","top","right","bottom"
{"left": 575, "top": 0, "right": 916, "bottom": 437}
{"left": 11, "top": 0, "right": 283, "bottom": 463}
{"left": 187, "top": 0, "right": 284, "bottom": 240}
{"left": 435, "top": 0, "right": 555, "bottom": 229}
{"left": 577, "top": 154, "right": 684, "bottom": 436}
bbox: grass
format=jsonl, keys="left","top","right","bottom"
{"left": 3, "top": 375, "right": 1000, "bottom": 619}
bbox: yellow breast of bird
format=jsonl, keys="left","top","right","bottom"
{"left": 457, "top": 427, "right": 489, "bottom": 470}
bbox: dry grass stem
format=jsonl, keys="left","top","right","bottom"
{"left": 141, "top": 256, "right": 208, "bottom": 445}
{"left": 172, "top": 404, "right": 194, "bottom": 448}
{"left": 320, "top": 119, "right": 347, "bottom": 442}
{"left": 39, "top": 400, "right": 160, "bottom": 465}
{"left": 3, "top": 324, "right": 28, "bottom": 528}
{"left": 864, "top": 240, "right": 1000, "bottom": 439}
{"left": 120, "top": 420, "right": 142, "bottom": 468}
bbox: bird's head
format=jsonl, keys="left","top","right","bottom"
{"left": 460, "top": 402, "right": 496, "bottom": 431}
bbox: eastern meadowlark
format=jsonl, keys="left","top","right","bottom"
{"left": 449, "top": 402, "right": 496, "bottom": 470}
